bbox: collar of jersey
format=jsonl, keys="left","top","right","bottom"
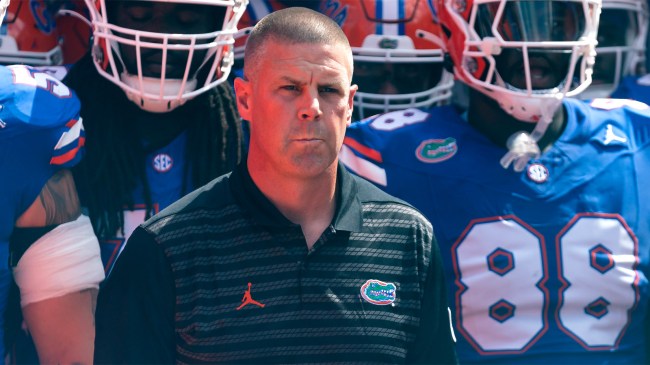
{"left": 230, "top": 161, "right": 363, "bottom": 232}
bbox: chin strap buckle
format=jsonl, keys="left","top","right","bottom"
{"left": 500, "top": 131, "right": 541, "bottom": 172}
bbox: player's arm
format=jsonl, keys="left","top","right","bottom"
{"left": 15, "top": 169, "right": 80, "bottom": 227}
{"left": 12, "top": 169, "right": 104, "bottom": 365}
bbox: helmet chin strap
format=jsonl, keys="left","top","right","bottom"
{"left": 499, "top": 97, "right": 562, "bottom": 172}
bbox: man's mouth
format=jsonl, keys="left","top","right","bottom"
{"left": 141, "top": 63, "right": 186, "bottom": 79}
{"left": 510, "top": 57, "right": 558, "bottom": 90}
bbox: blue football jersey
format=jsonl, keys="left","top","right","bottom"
{"left": 99, "top": 132, "right": 189, "bottom": 276}
{"left": 0, "top": 64, "right": 83, "bottom": 357}
{"left": 341, "top": 98, "right": 650, "bottom": 364}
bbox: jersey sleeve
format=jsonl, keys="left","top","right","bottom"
{"left": 0, "top": 64, "right": 84, "bottom": 218}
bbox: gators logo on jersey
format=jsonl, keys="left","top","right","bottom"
{"left": 360, "top": 279, "right": 396, "bottom": 305}
{"left": 416, "top": 138, "right": 457, "bottom": 163}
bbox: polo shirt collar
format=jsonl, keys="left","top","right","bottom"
{"left": 230, "top": 161, "right": 363, "bottom": 232}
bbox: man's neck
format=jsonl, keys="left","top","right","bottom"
{"left": 467, "top": 89, "right": 566, "bottom": 152}
{"left": 248, "top": 160, "right": 338, "bottom": 249}
{"left": 132, "top": 106, "right": 189, "bottom": 152}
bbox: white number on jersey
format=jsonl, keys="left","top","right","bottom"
{"left": 370, "top": 108, "right": 429, "bottom": 131}
{"left": 9, "top": 65, "right": 72, "bottom": 98}
{"left": 454, "top": 214, "right": 639, "bottom": 354}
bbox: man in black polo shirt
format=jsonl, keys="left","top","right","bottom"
{"left": 94, "top": 7, "right": 457, "bottom": 364}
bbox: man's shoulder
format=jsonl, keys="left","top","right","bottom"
{"left": 567, "top": 98, "right": 650, "bottom": 148}
{"left": 142, "top": 172, "right": 236, "bottom": 233}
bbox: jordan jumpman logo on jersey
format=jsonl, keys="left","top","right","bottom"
{"left": 236, "top": 282, "right": 265, "bottom": 310}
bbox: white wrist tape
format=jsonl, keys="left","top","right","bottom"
{"left": 13, "top": 215, "right": 105, "bottom": 307}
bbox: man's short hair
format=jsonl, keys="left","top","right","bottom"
{"left": 243, "top": 7, "right": 352, "bottom": 79}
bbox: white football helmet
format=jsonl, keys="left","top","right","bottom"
{"left": 580, "top": 0, "right": 648, "bottom": 99}
{"left": 436, "top": 0, "right": 601, "bottom": 124}
{"left": 436, "top": 0, "right": 601, "bottom": 171}
{"left": 85, "top": 0, "right": 248, "bottom": 113}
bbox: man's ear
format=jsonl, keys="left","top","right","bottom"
{"left": 346, "top": 84, "right": 358, "bottom": 125}
{"left": 234, "top": 77, "right": 252, "bottom": 121}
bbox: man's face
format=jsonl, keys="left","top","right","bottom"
{"left": 495, "top": 49, "right": 572, "bottom": 90}
{"left": 107, "top": 1, "right": 226, "bottom": 79}
{"left": 351, "top": 60, "right": 445, "bottom": 119}
{"left": 235, "top": 39, "right": 357, "bottom": 179}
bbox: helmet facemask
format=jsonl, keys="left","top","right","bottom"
{"left": 351, "top": 32, "right": 454, "bottom": 120}
{"left": 0, "top": 0, "right": 8, "bottom": 26}
{"left": 87, "top": 0, "right": 247, "bottom": 113}
{"left": 457, "top": 0, "right": 600, "bottom": 121}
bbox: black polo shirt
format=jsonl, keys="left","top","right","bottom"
{"left": 94, "top": 162, "right": 457, "bottom": 364}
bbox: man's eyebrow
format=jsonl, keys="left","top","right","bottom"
{"left": 280, "top": 75, "right": 346, "bottom": 84}
{"left": 279, "top": 76, "right": 304, "bottom": 85}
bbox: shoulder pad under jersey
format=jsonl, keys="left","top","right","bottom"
{"left": 0, "top": 64, "right": 80, "bottom": 131}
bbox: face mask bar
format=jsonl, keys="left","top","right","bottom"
{"left": 462, "top": 0, "right": 600, "bottom": 102}
{"left": 86, "top": 0, "right": 247, "bottom": 112}
{"left": 351, "top": 28, "right": 454, "bottom": 119}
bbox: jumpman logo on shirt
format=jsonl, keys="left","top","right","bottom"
{"left": 604, "top": 124, "right": 628, "bottom": 145}
{"left": 236, "top": 282, "right": 265, "bottom": 310}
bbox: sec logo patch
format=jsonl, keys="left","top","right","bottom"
{"left": 153, "top": 153, "right": 173, "bottom": 173}
{"left": 527, "top": 163, "right": 548, "bottom": 183}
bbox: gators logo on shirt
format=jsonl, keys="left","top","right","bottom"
{"left": 360, "top": 279, "right": 396, "bottom": 305}
{"left": 416, "top": 138, "right": 457, "bottom": 163}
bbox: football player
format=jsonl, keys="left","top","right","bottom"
{"left": 0, "top": 0, "right": 104, "bottom": 362}
{"left": 8, "top": 0, "right": 248, "bottom": 363}
{"left": 341, "top": 0, "right": 650, "bottom": 363}
{"left": 64, "top": 0, "right": 247, "bottom": 272}
{"left": 319, "top": 0, "right": 454, "bottom": 120}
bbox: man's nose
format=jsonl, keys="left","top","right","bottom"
{"left": 378, "top": 78, "right": 399, "bottom": 95}
{"left": 298, "top": 89, "right": 322, "bottom": 121}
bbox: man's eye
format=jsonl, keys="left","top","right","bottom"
{"left": 126, "top": 6, "right": 152, "bottom": 22}
{"left": 177, "top": 11, "right": 202, "bottom": 25}
{"left": 320, "top": 87, "right": 338, "bottom": 93}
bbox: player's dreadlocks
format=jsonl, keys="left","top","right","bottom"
{"left": 65, "top": 54, "right": 244, "bottom": 238}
